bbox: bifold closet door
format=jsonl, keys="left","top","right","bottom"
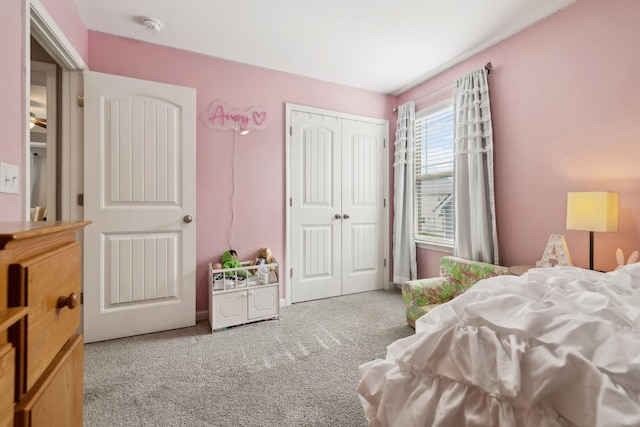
{"left": 290, "top": 112, "right": 385, "bottom": 303}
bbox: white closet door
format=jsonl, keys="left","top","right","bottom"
{"left": 341, "top": 119, "right": 385, "bottom": 294}
{"left": 290, "top": 112, "right": 342, "bottom": 303}
{"left": 289, "top": 107, "right": 387, "bottom": 303}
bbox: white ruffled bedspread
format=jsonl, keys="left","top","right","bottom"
{"left": 358, "top": 264, "right": 640, "bottom": 426}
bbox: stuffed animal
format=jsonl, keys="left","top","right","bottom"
{"left": 251, "top": 247, "right": 276, "bottom": 270}
{"left": 221, "top": 249, "right": 251, "bottom": 277}
{"left": 250, "top": 247, "right": 276, "bottom": 284}
{"left": 615, "top": 248, "right": 639, "bottom": 270}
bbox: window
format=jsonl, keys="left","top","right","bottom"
{"left": 414, "top": 101, "right": 454, "bottom": 248}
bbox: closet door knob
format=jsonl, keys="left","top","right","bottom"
{"left": 343, "top": 214, "right": 350, "bottom": 219}
{"left": 334, "top": 214, "right": 342, "bottom": 219}
{"left": 183, "top": 215, "right": 193, "bottom": 223}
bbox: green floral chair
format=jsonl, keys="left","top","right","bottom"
{"left": 402, "top": 256, "right": 510, "bottom": 328}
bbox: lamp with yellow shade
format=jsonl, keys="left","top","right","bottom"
{"left": 566, "top": 191, "right": 619, "bottom": 270}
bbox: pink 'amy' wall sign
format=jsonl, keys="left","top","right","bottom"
{"left": 203, "top": 101, "right": 269, "bottom": 132}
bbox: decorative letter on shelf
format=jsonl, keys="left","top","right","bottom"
{"left": 203, "top": 101, "right": 269, "bottom": 132}
{"left": 537, "top": 234, "right": 573, "bottom": 267}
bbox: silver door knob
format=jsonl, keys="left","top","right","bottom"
{"left": 183, "top": 215, "right": 193, "bottom": 223}
{"left": 335, "top": 214, "right": 342, "bottom": 219}
{"left": 343, "top": 214, "right": 350, "bottom": 219}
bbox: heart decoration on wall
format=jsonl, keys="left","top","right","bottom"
{"left": 253, "top": 111, "right": 267, "bottom": 126}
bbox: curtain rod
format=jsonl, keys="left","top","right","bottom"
{"left": 392, "top": 62, "right": 492, "bottom": 113}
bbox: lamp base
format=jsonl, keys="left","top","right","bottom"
{"left": 589, "top": 230, "right": 594, "bottom": 270}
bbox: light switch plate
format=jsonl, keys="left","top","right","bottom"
{"left": 0, "top": 162, "right": 19, "bottom": 194}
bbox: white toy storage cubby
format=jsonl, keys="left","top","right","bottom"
{"left": 208, "top": 261, "right": 279, "bottom": 331}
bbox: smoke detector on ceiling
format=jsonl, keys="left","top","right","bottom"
{"left": 142, "top": 17, "right": 163, "bottom": 33}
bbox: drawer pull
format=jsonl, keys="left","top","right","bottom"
{"left": 57, "top": 293, "right": 78, "bottom": 310}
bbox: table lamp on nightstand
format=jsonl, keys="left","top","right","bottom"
{"left": 566, "top": 191, "right": 619, "bottom": 270}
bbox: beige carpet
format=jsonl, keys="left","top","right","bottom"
{"left": 83, "top": 288, "right": 413, "bottom": 427}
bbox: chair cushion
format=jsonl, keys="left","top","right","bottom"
{"left": 440, "top": 256, "right": 510, "bottom": 289}
{"left": 402, "top": 256, "right": 510, "bottom": 327}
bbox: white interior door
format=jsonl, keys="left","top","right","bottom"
{"left": 341, "top": 119, "right": 386, "bottom": 294}
{"left": 289, "top": 107, "right": 387, "bottom": 303}
{"left": 83, "top": 71, "right": 196, "bottom": 343}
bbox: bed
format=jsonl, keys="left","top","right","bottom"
{"left": 358, "top": 264, "right": 640, "bottom": 426}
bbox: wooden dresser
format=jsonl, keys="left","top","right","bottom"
{"left": 0, "top": 221, "right": 89, "bottom": 427}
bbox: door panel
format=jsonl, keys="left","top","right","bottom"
{"left": 248, "top": 286, "right": 278, "bottom": 319}
{"left": 341, "top": 119, "right": 385, "bottom": 294}
{"left": 212, "top": 291, "right": 247, "bottom": 329}
{"left": 106, "top": 97, "right": 179, "bottom": 204}
{"left": 83, "top": 71, "right": 196, "bottom": 343}
{"left": 291, "top": 113, "right": 342, "bottom": 303}
{"left": 104, "top": 233, "right": 177, "bottom": 304}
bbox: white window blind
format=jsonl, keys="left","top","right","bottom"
{"left": 414, "top": 102, "right": 454, "bottom": 247}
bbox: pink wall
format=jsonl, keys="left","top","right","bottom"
{"left": 0, "top": 0, "right": 87, "bottom": 221}
{"left": 0, "top": 0, "right": 25, "bottom": 220}
{"left": 87, "top": 32, "right": 394, "bottom": 311}
{"left": 398, "top": 0, "right": 640, "bottom": 275}
{"left": 39, "top": 0, "right": 89, "bottom": 61}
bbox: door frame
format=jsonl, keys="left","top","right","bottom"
{"left": 25, "top": 0, "right": 87, "bottom": 222}
{"left": 25, "top": 0, "right": 86, "bottom": 329}
{"left": 284, "top": 103, "right": 390, "bottom": 306}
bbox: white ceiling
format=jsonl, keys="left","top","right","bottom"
{"left": 70, "top": 0, "right": 577, "bottom": 95}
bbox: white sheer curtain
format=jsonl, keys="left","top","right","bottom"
{"left": 453, "top": 67, "right": 499, "bottom": 264}
{"left": 392, "top": 101, "right": 417, "bottom": 283}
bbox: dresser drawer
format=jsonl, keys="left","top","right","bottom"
{"left": 10, "top": 243, "right": 81, "bottom": 392}
{"left": 14, "top": 334, "right": 83, "bottom": 427}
